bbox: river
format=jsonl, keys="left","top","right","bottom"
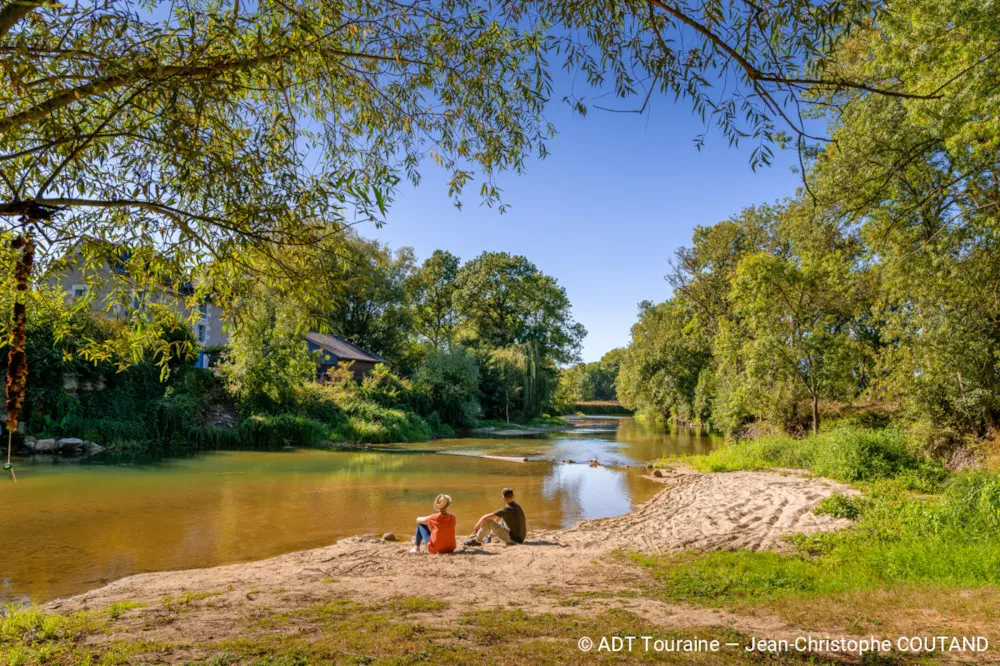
{"left": 0, "top": 416, "right": 715, "bottom": 603}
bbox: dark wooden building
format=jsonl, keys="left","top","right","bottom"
{"left": 305, "top": 332, "right": 386, "bottom": 380}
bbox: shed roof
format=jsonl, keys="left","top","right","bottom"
{"left": 305, "top": 332, "right": 386, "bottom": 365}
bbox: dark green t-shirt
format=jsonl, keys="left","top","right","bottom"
{"left": 494, "top": 501, "right": 526, "bottom": 543}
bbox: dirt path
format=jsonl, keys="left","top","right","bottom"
{"left": 40, "top": 468, "right": 858, "bottom": 658}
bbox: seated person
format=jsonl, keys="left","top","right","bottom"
{"left": 411, "top": 494, "right": 457, "bottom": 554}
{"left": 464, "top": 487, "right": 526, "bottom": 546}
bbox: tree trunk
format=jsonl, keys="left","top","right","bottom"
{"left": 5, "top": 231, "right": 34, "bottom": 434}
{"left": 811, "top": 393, "right": 820, "bottom": 436}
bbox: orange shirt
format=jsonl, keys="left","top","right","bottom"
{"left": 427, "top": 512, "right": 456, "bottom": 554}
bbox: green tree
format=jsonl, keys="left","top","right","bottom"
{"left": 803, "top": 0, "right": 1000, "bottom": 436}
{"left": 616, "top": 299, "right": 711, "bottom": 422}
{"left": 728, "top": 246, "right": 860, "bottom": 435}
{"left": 486, "top": 342, "right": 552, "bottom": 422}
{"left": 454, "top": 251, "right": 585, "bottom": 365}
{"left": 413, "top": 348, "right": 481, "bottom": 427}
{"left": 408, "top": 250, "right": 460, "bottom": 351}
{"left": 0, "top": 0, "right": 552, "bottom": 431}
{"left": 320, "top": 234, "right": 417, "bottom": 371}
{"left": 218, "top": 288, "right": 316, "bottom": 413}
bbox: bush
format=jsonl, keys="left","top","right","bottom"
{"left": 292, "top": 380, "right": 435, "bottom": 444}
{"left": 358, "top": 364, "right": 416, "bottom": 409}
{"left": 813, "top": 493, "right": 862, "bottom": 520}
{"left": 679, "top": 425, "right": 946, "bottom": 489}
{"left": 412, "top": 349, "right": 481, "bottom": 427}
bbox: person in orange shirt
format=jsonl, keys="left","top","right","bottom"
{"left": 410, "top": 494, "right": 457, "bottom": 554}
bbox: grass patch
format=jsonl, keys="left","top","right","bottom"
{"left": 813, "top": 493, "right": 862, "bottom": 520}
{"left": 573, "top": 401, "right": 634, "bottom": 415}
{"left": 637, "top": 429, "right": 1000, "bottom": 616}
{"left": 626, "top": 551, "right": 846, "bottom": 605}
{"left": 4, "top": 600, "right": 860, "bottom": 665}
{"left": 106, "top": 601, "right": 144, "bottom": 621}
{"left": 0, "top": 605, "right": 167, "bottom": 665}
{"left": 669, "top": 425, "right": 947, "bottom": 491}
{"left": 473, "top": 415, "right": 567, "bottom": 430}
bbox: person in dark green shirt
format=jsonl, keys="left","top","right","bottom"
{"left": 464, "top": 487, "right": 526, "bottom": 546}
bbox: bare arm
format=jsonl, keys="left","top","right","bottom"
{"left": 416, "top": 515, "right": 431, "bottom": 525}
{"left": 473, "top": 512, "right": 499, "bottom": 533}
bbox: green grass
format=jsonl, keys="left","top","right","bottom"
{"left": 2, "top": 599, "right": 854, "bottom": 665}
{"left": 572, "top": 401, "right": 634, "bottom": 415}
{"left": 667, "top": 425, "right": 947, "bottom": 491}
{"left": 633, "top": 429, "right": 1000, "bottom": 607}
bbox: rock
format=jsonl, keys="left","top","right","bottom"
{"left": 58, "top": 438, "right": 84, "bottom": 453}
{"left": 652, "top": 469, "right": 664, "bottom": 477}
{"left": 83, "top": 441, "right": 104, "bottom": 455}
{"left": 19, "top": 436, "right": 37, "bottom": 452}
{"left": 645, "top": 463, "right": 654, "bottom": 469}
{"left": 563, "top": 459, "right": 575, "bottom": 464}
{"left": 381, "top": 532, "right": 398, "bottom": 542}
{"left": 34, "top": 439, "right": 57, "bottom": 452}
{"left": 588, "top": 459, "right": 600, "bottom": 467}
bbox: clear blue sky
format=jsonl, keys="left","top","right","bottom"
{"left": 362, "top": 84, "right": 803, "bottom": 363}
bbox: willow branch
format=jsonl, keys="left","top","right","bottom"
{"left": 0, "top": 0, "right": 44, "bottom": 41}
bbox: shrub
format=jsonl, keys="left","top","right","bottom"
{"left": 813, "top": 493, "right": 863, "bottom": 520}
{"left": 358, "top": 364, "right": 416, "bottom": 409}
{"left": 412, "top": 348, "right": 481, "bottom": 427}
{"left": 679, "top": 425, "right": 946, "bottom": 489}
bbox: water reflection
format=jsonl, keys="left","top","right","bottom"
{"left": 423, "top": 416, "right": 717, "bottom": 465}
{"left": 0, "top": 418, "right": 713, "bottom": 603}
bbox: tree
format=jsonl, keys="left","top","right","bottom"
{"left": 541, "top": 0, "right": 949, "bottom": 168}
{"left": 320, "top": 234, "right": 417, "bottom": 371}
{"left": 454, "top": 252, "right": 585, "bottom": 365}
{"left": 728, "top": 247, "right": 860, "bottom": 435}
{"left": 408, "top": 250, "right": 460, "bottom": 351}
{"left": 486, "top": 342, "right": 552, "bottom": 422}
{"left": 803, "top": 0, "right": 1000, "bottom": 435}
{"left": 553, "top": 348, "right": 624, "bottom": 411}
{"left": 217, "top": 288, "right": 316, "bottom": 413}
{"left": 0, "top": 0, "right": 552, "bottom": 432}
{"left": 413, "top": 348, "right": 481, "bottom": 427}
{"left": 616, "top": 299, "right": 711, "bottom": 422}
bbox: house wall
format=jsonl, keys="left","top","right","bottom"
{"left": 49, "top": 260, "right": 230, "bottom": 348}
{"left": 318, "top": 360, "right": 379, "bottom": 381}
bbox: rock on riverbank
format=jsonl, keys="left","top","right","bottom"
{"left": 18, "top": 436, "right": 104, "bottom": 457}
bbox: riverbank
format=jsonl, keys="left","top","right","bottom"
{"left": 1, "top": 468, "right": 864, "bottom": 664}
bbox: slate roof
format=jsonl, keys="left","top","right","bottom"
{"left": 305, "top": 332, "right": 386, "bottom": 365}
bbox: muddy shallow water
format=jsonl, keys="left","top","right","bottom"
{"left": 0, "top": 417, "right": 715, "bottom": 603}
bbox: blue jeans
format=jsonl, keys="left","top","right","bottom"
{"left": 414, "top": 523, "right": 431, "bottom": 547}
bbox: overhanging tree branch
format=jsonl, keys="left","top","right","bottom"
{"left": 0, "top": 0, "right": 44, "bottom": 41}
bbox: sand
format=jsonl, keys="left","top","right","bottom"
{"left": 37, "top": 467, "right": 862, "bottom": 661}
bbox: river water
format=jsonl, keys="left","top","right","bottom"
{"left": 0, "top": 417, "right": 715, "bottom": 603}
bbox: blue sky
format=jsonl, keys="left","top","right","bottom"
{"left": 363, "top": 86, "right": 804, "bottom": 363}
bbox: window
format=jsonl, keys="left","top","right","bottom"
{"left": 197, "top": 324, "right": 207, "bottom": 344}
{"left": 199, "top": 302, "right": 209, "bottom": 319}
{"left": 71, "top": 284, "right": 87, "bottom": 300}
